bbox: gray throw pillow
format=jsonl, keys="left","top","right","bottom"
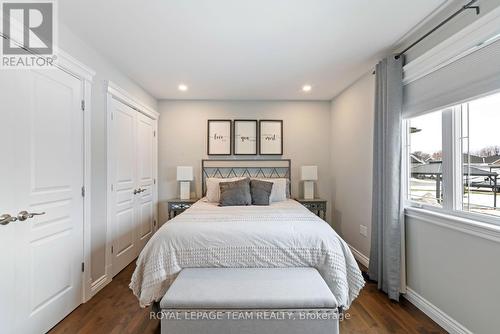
{"left": 250, "top": 179, "right": 273, "bottom": 205}
{"left": 219, "top": 178, "right": 252, "bottom": 206}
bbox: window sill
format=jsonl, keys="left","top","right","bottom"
{"left": 405, "top": 206, "right": 500, "bottom": 243}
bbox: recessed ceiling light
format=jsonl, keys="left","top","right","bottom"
{"left": 302, "top": 85, "right": 312, "bottom": 92}
{"left": 178, "top": 84, "right": 188, "bottom": 92}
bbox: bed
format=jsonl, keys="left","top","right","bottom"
{"left": 130, "top": 160, "right": 364, "bottom": 311}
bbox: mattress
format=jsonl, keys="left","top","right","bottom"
{"left": 130, "top": 199, "right": 364, "bottom": 309}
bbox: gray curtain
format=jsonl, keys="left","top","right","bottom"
{"left": 368, "top": 55, "right": 404, "bottom": 301}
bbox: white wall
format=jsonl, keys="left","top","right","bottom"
{"left": 406, "top": 212, "right": 500, "bottom": 334}
{"left": 158, "top": 100, "right": 332, "bottom": 225}
{"left": 59, "top": 23, "right": 158, "bottom": 282}
{"left": 329, "top": 73, "right": 375, "bottom": 258}
{"left": 329, "top": 2, "right": 500, "bottom": 330}
{"left": 329, "top": 67, "right": 500, "bottom": 334}
{"left": 399, "top": 2, "right": 500, "bottom": 333}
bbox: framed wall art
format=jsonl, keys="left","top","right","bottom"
{"left": 207, "top": 120, "right": 232, "bottom": 155}
{"left": 233, "top": 120, "right": 258, "bottom": 155}
{"left": 259, "top": 120, "right": 283, "bottom": 155}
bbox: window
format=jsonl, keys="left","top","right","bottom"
{"left": 460, "top": 93, "right": 500, "bottom": 217}
{"left": 407, "top": 111, "right": 443, "bottom": 206}
{"left": 405, "top": 91, "right": 500, "bottom": 221}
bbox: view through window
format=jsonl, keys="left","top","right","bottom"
{"left": 408, "top": 111, "right": 443, "bottom": 206}
{"left": 407, "top": 91, "right": 500, "bottom": 218}
{"left": 461, "top": 93, "right": 500, "bottom": 217}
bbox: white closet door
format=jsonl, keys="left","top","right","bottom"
{"left": 110, "top": 99, "right": 138, "bottom": 277}
{"left": 135, "top": 112, "right": 156, "bottom": 250}
{"left": 0, "top": 68, "right": 84, "bottom": 334}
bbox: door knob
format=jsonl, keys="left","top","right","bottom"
{"left": 0, "top": 214, "right": 17, "bottom": 225}
{"left": 134, "top": 188, "right": 146, "bottom": 195}
{"left": 17, "top": 211, "right": 46, "bottom": 222}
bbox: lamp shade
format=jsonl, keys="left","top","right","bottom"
{"left": 177, "top": 166, "right": 193, "bottom": 181}
{"left": 301, "top": 166, "right": 318, "bottom": 181}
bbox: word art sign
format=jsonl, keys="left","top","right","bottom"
{"left": 207, "top": 120, "right": 232, "bottom": 155}
{"left": 259, "top": 120, "right": 283, "bottom": 155}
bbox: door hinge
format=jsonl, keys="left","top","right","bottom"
{"left": 153, "top": 178, "right": 156, "bottom": 185}
{"left": 111, "top": 112, "right": 114, "bottom": 120}
{"left": 153, "top": 130, "right": 156, "bottom": 137}
{"left": 153, "top": 220, "right": 157, "bottom": 227}
{"left": 111, "top": 184, "right": 114, "bottom": 192}
{"left": 81, "top": 100, "right": 85, "bottom": 111}
{"left": 81, "top": 186, "right": 85, "bottom": 197}
{"left": 81, "top": 262, "right": 85, "bottom": 272}
{"left": 111, "top": 245, "right": 114, "bottom": 254}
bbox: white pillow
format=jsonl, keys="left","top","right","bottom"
{"left": 205, "top": 177, "right": 245, "bottom": 203}
{"left": 253, "top": 178, "right": 288, "bottom": 203}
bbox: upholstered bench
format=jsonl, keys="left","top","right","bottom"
{"left": 160, "top": 268, "right": 339, "bottom": 334}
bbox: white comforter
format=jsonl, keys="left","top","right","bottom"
{"left": 130, "top": 200, "right": 365, "bottom": 309}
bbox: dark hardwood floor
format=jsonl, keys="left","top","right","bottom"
{"left": 50, "top": 263, "right": 446, "bottom": 334}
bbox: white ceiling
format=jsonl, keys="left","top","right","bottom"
{"left": 59, "top": 0, "right": 447, "bottom": 101}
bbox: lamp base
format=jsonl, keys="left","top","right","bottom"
{"left": 180, "top": 181, "right": 190, "bottom": 200}
{"left": 304, "top": 181, "right": 314, "bottom": 200}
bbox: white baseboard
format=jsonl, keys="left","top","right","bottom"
{"left": 345, "top": 244, "right": 471, "bottom": 334}
{"left": 404, "top": 287, "right": 472, "bottom": 334}
{"left": 90, "top": 274, "right": 112, "bottom": 297}
{"left": 348, "top": 244, "right": 369, "bottom": 268}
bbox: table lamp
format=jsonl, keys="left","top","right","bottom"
{"left": 301, "top": 166, "right": 317, "bottom": 200}
{"left": 177, "top": 166, "right": 193, "bottom": 200}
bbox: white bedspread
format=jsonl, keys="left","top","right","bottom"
{"left": 130, "top": 199, "right": 365, "bottom": 309}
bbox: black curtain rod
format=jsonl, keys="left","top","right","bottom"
{"left": 395, "top": 0, "right": 480, "bottom": 59}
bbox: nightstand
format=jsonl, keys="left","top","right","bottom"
{"left": 167, "top": 198, "right": 198, "bottom": 219}
{"left": 295, "top": 198, "right": 327, "bottom": 220}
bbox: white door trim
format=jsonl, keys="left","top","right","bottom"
{"left": 103, "top": 94, "right": 114, "bottom": 292}
{"left": 106, "top": 80, "right": 159, "bottom": 120}
{"left": 82, "top": 79, "right": 93, "bottom": 302}
{"left": 57, "top": 49, "right": 96, "bottom": 82}
{"left": 55, "top": 52, "right": 96, "bottom": 303}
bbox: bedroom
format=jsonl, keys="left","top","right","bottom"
{"left": 0, "top": 0, "right": 499, "bottom": 333}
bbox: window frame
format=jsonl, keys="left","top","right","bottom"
{"left": 404, "top": 99, "right": 500, "bottom": 227}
